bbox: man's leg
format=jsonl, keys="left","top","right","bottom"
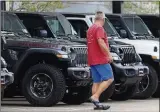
{"left": 90, "top": 66, "right": 101, "bottom": 96}
{"left": 91, "top": 79, "right": 113, "bottom": 101}
{"left": 92, "top": 83, "right": 100, "bottom": 95}
{"left": 91, "top": 64, "right": 114, "bottom": 101}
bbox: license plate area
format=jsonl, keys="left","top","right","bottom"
{"left": 1, "top": 75, "right": 5, "bottom": 85}
{"left": 138, "top": 68, "right": 144, "bottom": 76}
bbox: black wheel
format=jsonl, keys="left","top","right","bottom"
{"left": 99, "top": 81, "right": 115, "bottom": 102}
{"left": 3, "top": 84, "right": 17, "bottom": 98}
{"left": 152, "top": 84, "right": 160, "bottom": 98}
{"left": 22, "top": 64, "right": 66, "bottom": 107}
{"left": 62, "top": 86, "right": 91, "bottom": 105}
{"left": 133, "top": 64, "right": 158, "bottom": 99}
{"left": 111, "top": 85, "right": 137, "bottom": 101}
{"left": 1, "top": 90, "right": 4, "bottom": 100}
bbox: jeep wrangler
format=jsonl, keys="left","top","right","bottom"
{"left": 1, "top": 11, "right": 91, "bottom": 106}
{"left": 62, "top": 13, "right": 149, "bottom": 101}
{"left": 1, "top": 36, "right": 14, "bottom": 100}
{"left": 105, "top": 14, "right": 160, "bottom": 98}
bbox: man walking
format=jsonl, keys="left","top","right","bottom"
{"left": 87, "top": 11, "right": 114, "bottom": 110}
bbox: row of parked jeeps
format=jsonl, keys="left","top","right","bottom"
{"left": 1, "top": 11, "right": 159, "bottom": 106}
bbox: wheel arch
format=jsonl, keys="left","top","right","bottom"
{"left": 139, "top": 54, "right": 159, "bottom": 80}
{"left": 14, "top": 49, "right": 69, "bottom": 85}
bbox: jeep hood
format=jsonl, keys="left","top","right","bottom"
{"left": 71, "top": 38, "right": 87, "bottom": 44}
{"left": 6, "top": 36, "right": 86, "bottom": 50}
{"left": 70, "top": 38, "right": 132, "bottom": 46}
{"left": 115, "top": 39, "right": 159, "bottom": 59}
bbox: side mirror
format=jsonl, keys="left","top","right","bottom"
{"left": 120, "top": 29, "right": 127, "bottom": 38}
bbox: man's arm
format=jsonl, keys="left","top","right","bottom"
{"left": 97, "top": 38, "right": 111, "bottom": 57}
{"left": 96, "top": 27, "right": 113, "bottom": 62}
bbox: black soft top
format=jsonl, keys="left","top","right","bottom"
{"left": 105, "top": 13, "right": 140, "bottom": 18}
{"left": 138, "top": 14, "right": 160, "bottom": 18}
{"left": 61, "top": 12, "right": 141, "bottom": 18}
{"left": 1, "top": 11, "right": 17, "bottom": 16}
{"left": 13, "top": 11, "right": 63, "bottom": 17}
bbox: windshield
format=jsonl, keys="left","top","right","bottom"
{"left": 91, "top": 17, "right": 119, "bottom": 38}
{"left": 45, "top": 17, "right": 65, "bottom": 37}
{"left": 57, "top": 14, "right": 72, "bottom": 35}
{"left": 104, "top": 18, "right": 119, "bottom": 37}
{"left": 1, "top": 13, "right": 29, "bottom": 34}
{"left": 124, "top": 17, "right": 151, "bottom": 35}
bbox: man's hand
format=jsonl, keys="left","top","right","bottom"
{"left": 108, "top": 55, "right": 113, "bottom": 63}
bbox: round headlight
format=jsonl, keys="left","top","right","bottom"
{"left": 111, "top": 52, "right": 122, "bottom": 61}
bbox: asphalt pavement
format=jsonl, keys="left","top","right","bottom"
{"left": 1, "top": 98, "right": 159, "bottom": 112}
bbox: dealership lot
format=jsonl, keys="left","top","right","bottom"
{"left": 1, "top": 98, "right": 159, "bottom": 112}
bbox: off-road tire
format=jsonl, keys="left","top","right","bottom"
{"left": 1, "top": 91, "right": 4, "bottom": 100}
{"left": 62, "top": 86, "right": 91, "bottom": 105}
{"left": 99, "top": 81, "right": 115, "bottom": 102}
{"left": 133, "top": 64, "right": 158, "bottom": 99}
{"left": 22, "top": 64, "right": 66, "bottom": 107}
{"left": 4, "top": 84, "right": 17, "bottom": 98}
{"left": 111, "top": 85, "right": 137, "bottom": 101}
{"left": 152, "top": 84, "right": 160, "bottom": 98}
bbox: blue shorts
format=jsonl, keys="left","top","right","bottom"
{"left": 90, "top": 64, "right": 114, "bottom": 83}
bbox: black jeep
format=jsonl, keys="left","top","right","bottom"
{"left": 1, "top": 36, "right": 14, "bottom": 100}
{"left": 1, "top": 11, "right": 91, "bottom": 106}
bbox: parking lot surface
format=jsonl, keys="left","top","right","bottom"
{"left": 1, "top": 98, "right": 159, "bottom": 112}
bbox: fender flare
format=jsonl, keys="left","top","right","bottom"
{"left": 13, "top": 48, "right": 69, "bottom": 82}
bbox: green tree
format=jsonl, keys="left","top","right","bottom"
{"left": 122, "top": 1, "right": 159, "bottom": 14}
{"left": 10, "top": 1, "right": 64, "bottom": 12}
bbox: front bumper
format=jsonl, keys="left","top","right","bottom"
{"left": 112, "top": 63, "right": 149, "bottom": 85}
{"left": 68, "top": 67, "right": 91, "bottom": 80}
{"left": 1, "top": 68, "right": 14, "bottom": 89}
{"left": 67, "top": 67, "right": 92, "bottom": 87}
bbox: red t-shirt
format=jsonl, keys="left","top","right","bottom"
{"left": 87, "top": 24, "right": 110, "bottom": 66}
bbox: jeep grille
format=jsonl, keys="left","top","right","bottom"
{"left": 72, "top": 47, "right": 88, "bottom": 67}
{"left": 119, "top": 46, "right": 138, "bottom": 65}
